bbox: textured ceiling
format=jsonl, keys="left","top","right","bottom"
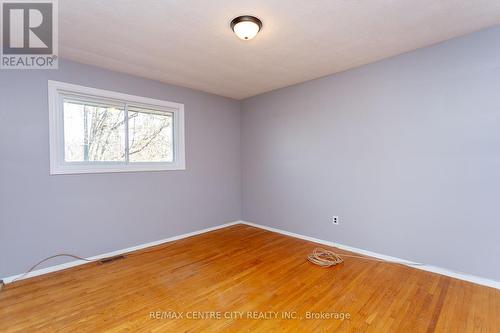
{"left": 59, "top": 0, "right": 500, "bottom": 99}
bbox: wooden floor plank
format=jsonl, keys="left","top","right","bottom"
{"left": 0, "top": 224, "right": 498, "bottom": 332}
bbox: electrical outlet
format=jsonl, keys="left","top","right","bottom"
{"left": 332, "top": 216, "right": 339, "bottom": 225}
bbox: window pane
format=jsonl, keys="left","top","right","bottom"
{"left": 63, "top": 100, "right": 126, "bottom": 162}
{"left": 128, "top": 107, "right": 173, "bottom": 162}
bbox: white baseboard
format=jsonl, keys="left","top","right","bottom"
{"left": 2, "top": 221, "right": 240, "bottom": 284}
{"left": 4, "top": 220, "right": 499, "bottom": 290}
{"left": 237, "top": 220, "right": 500, "bottom": 290}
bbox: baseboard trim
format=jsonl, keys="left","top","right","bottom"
{"left": 4, "top": 220, "right": 498, "bottom": 290}
{"left": 2, "top": 221, "right": 240, "bottom": 284}
{"left": 237, "top": 220, "right": 499, "bottom": 290}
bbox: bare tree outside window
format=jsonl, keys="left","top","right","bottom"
{"left": 128, "top": 107, "right": 173, "bottom": 162}
{"left": 63, "top": 101, "right": 172, "bottom": 163}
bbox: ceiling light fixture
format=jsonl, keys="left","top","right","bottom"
{"left": 230, "top": 15, "right": 262, "bottom": 40}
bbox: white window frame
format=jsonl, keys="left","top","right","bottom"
{"left": 48, "top": 80, "right": 185, "bottom": 175}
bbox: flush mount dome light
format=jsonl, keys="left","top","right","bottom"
{"left": 230, "top": 15, "right": 262, "bottom": 40}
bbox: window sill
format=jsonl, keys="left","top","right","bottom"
{"left": 50, "top": 162, "right": 186, "bottom": 175}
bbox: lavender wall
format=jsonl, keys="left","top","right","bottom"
{"left": 0, "top": 60, "right": 241, "bottom": 278}
{"left": 241, "top": 26, "right": 500, "bottom": 281}
{"left": 2, "top": 26, "right": 499, "bottom": 282}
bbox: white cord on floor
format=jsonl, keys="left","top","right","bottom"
{"left": 307, "top": 247, "right": 424, "bottom": 267}
{"left": 10, "top": 254, "right": 95, "bottom": 284}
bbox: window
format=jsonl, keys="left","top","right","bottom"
{"left": 48, "top": 80, "right": 185, "bottom": 174}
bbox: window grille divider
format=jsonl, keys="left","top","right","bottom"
{"left": 124, "top": 103, "right": 130, "bottom": 164}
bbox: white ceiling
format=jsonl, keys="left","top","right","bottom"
{"left": 60, "top": 0, "right": 500, "bottom": 100}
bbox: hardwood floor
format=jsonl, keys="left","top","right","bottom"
{"left": 0, "top": 224, "right": 498, "bottom": 332}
